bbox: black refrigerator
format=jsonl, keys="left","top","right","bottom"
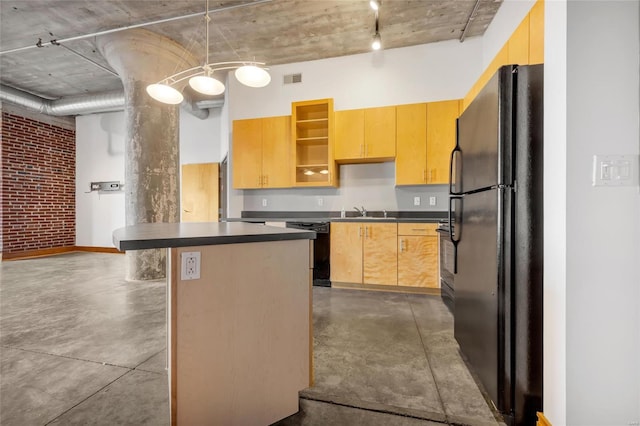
{"left": 449, "top": 64, "right": 543, "bottom": 426}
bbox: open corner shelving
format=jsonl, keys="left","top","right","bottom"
{"left": 291, "top": 99, "right": 337, "bottom": 187}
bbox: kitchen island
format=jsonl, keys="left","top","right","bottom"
{"left": 113, "top": 222, "right": 315, "bottom": 426}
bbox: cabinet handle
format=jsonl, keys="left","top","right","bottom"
{"left": 365, "top": 226, "right": 369, "bottom": 239}
{"left": 264, "top": 175, "right": 268, "bottom": 186}
{"left": 358, "top": 226, "right": 362, "bottom": 238}
{"left": 429, "top": 169, "right": 434, "bottom": 181}
{"left": 400, "top": 239, "right": 406, "bottom": 252}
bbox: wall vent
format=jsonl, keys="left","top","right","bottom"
{"left": 283, "top": 73, "right": 302, "bottom": 84}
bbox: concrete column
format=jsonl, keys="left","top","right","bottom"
{"left": 97, "top": 29, "right": 197, "bottom": 280}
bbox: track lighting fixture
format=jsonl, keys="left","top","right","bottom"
{"left": 371, "top": 8, "right": 382, "bottom": 51}
{"left": 146, "top": 0, "right": 271, "bottom": 105}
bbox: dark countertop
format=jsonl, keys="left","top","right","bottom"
{"left": 227, "top": 211, "right": 448, "bottom": 224}
{"left": 113, "top": 222, "right": 316, "bottom": 251}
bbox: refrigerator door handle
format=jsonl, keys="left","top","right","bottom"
{"left": 448, "top": 195, "right": 463, "bottom": 273}
{"left": 449, "top": 120, "right": 462, "bottom": 195}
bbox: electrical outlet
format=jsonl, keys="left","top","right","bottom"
{"left": 317, "top": 197, "right": 323, "bottom": 207}
{"left": 429, "top": 196, "right": 437, "bottom": 206}
{"left": 413, "top": 196, "right": 421, "bottom": 206}
{"left": 262, "top": 198, "right": 268, "bottom": 207}
{"left": 181, "top": 251, "right": 201, "bottom": 280}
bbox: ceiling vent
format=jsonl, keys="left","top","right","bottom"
{"left": 283, "top": 73, "right": 302, "bottom": 84}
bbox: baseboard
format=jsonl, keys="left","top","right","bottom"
{"left": 2, "top": 246, "right": 123, "bottom": 261}
{"left": 75, "top": 246, "right": 123, "bottom": 254}
{"left": 332, "top": 282, "right": 441, "bottom": 296}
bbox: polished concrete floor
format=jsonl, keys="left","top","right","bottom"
{"left": 1, "top": 252, "right": 500, "bottom": 425}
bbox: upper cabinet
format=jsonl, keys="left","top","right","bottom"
{"left": 426, "top": 100, "right": 460, "bottom": 184}
{"left": 396, "top": 100, "right": 460, "bottom": 185}
{"left": 396, "top": 103, "right": 427, "bottom": 185}
{"left": 291, "top": 99, "right": 337, "bottom": 187}
{"left": 335, "top": 106, "right": 396, "bottom": 163}
{"left": 232, "top": 116, "right": 290, "bottom": 189}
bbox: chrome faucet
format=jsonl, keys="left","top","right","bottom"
{"left": 353, "top": 206, "right": 367, "bottom": 217}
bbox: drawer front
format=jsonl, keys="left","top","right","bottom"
{"left": 398, "top": 223, "right": 437, "bottom": 236}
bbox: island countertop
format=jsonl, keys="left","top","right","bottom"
{"left": 113, "top": 222, "right": 316, "bottom": 251}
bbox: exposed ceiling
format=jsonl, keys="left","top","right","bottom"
{"left": 0, "top": 0, "right": 502, "bottom": 102}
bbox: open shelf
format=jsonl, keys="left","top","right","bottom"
{"left": 291, "top": 99, "right": 336, "bottom": 187}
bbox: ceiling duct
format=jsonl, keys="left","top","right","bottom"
{"left": 0, "top": 84, "right": 216, "bottom": 118}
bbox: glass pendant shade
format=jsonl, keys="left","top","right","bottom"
{"left": 146, "top": 83, "right": 184, "bottom": 104}
{"left": 235, "top": 65, "right": 271, "bottom": 88}
{"left": 189, "top": 75, "right": 225, "bottom": 95}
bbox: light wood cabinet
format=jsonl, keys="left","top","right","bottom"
{"left": 426, "top": 100, "right": 460, "bottom": 184}
{"left": 232, "top": 116, "right": 290, "bottom": 189}
{"left": 330, "top": 222, "right": 397, "bottom": 286}
{"left": 363, "top": 223, "right": 398, "bottom": 285}
{"left": 396, "top": 103, "right": 427, "bottom": 185}
{"left": 334, "top": 109, "right": 364, "bottom": 161}
{"left": 334, "top": 106, "right": 396, "bottom": 162}
{"left": 291, "top": 99, "right": 337, "bottom": 187}
{"left": 397, "top": 223, "right": 439, "bottom": 288}
{"left": 330, "top": 222, "right": 363, "bottom": 283}
{"left": 396, "top": 100, "right": 460, "bottom": 185}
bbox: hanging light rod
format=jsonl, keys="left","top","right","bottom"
{"left": 0, "top": 0, "right": 272, "bottom": 56}
{"left": 146, "top": 0, "right": 271, "bottom": 104}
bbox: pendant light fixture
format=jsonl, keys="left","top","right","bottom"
{"left": 371, "top": 3, "right": 382, "bottom": 51}
{"left": 146, "top": 0, "right": 271, "bottom": 105}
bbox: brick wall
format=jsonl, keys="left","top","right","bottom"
{"left": 1, "top": 112, "right": 76, "bottom": 255}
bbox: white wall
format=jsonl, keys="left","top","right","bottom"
{"left": 226, "top": 39, "right": 483, "bottom": 216}
{"left": 543, "top": 0, "right": 568, "bottom": 423}
{"left": 180, "top": 108, "right": 222, "bottom": 164}
{"left": 564, "top": 1, "right": 640, "bottom": 424}
{"left": 76, "top": 109, "right": 223, "bottom": 247}
{"left": 75, "top": 112, "right": 126, "bottom": 248}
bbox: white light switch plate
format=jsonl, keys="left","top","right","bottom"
{"left": 413, "top": 196, "right": 421, "bottom": 206}
{"left": 592, "top": 155, "right": 639, "bottom": 186}
{"left": 429, "top": 196, "right": 437, "bottom": 206}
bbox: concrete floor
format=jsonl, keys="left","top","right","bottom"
{"left": 1, "top": 252, "right": 500, "bottom": 425}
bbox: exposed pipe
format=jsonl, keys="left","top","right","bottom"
{"left": 0, "top": 84, "right": 217, "bottom": 118}
{"left": 459, "top": 0, "right": 481, "bottom": 43}
{"left": 0, "top": 0, "right": 272, "bottom": 56}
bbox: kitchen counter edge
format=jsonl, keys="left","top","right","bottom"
{"left": 113, "top": 222, "right": 316, "bottom": 251}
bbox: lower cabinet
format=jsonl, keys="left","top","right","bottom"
{"left": 397, "top": 223, "right": 439, "bottom": 288}
{"left": 330, "top": 222, "right": 397, "bottom": 286}
{"left": 330, "top": 221, "right": 439, "bottom": 290}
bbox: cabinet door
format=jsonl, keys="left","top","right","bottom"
{"left": 426, "top": 100, "right": 460, "bottom": 184}
{"left": 262, "top": 116, "right": 291, "bottom": 188}
{"left": 232, "top": 118, "right": 262, "bottom": 189}
{"left": 363, "top": 223, "right": 397, "bottom": 285}
{"left": 398, "top": 236, "right": 438, "bottom": 287}
{"left": 334, "top": 109, "right": 364, "bottom": 161}
{"left": 364, "top": 106, "right": 396, "bottom": 159}
{"left": 330, "top": 222, "right": 363, "bottom": 283}
{"left": 396, "top": 103, "right": 427, "bottom": 185}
